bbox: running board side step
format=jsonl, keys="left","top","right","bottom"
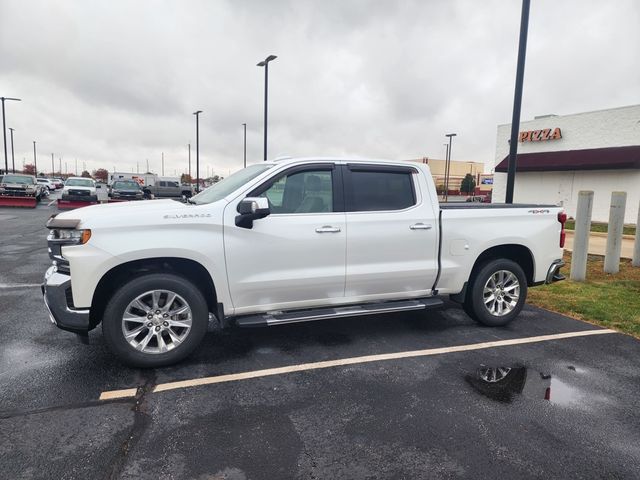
{"left": 234, "top": 298, "right": 444, "bottom": 328}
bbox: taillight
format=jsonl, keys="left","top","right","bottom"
{"left": 558, "top": 212, "right": 567, "bottom": 248}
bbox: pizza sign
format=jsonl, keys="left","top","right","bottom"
{"left": 519, "top": 128, "right": 562, "bottom": 142}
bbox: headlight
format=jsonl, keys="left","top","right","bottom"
{"left": 47, "top": 229, "right": 92, "bottom": 245}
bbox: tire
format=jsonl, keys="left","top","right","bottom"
{"left": 102, "top": 273, "right": 209, "bottom": 367}
{"left": 464, "top": 258, "right": 527, "bottom": 327}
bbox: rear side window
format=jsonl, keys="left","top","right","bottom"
{"left": 347, "top": 169, "right": 416, "bottom": 211}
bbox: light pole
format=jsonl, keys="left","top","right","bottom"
{"left": 161, "top": 152, "right": 164, "bottom": 176}
{"left": 505, "top": 0, "right": 531, "bottom": 204}
{"left": 188, "top": 143, "right": 191, "bottom": 182}
{"left": 33, "top": 141, "right": 37, "bottom": 176}
{"left": 242, "top": 123, "right": 247, "bottom": 168}
{"left": 8, "top": 127, "right": 15, "bottom": 173}
{"left": 193, "top": 110, "right": 202, "bottom": 192}
{"left": 444, "top": 133, "right": 457, "bottom": 202}
{"left": 442, "top": 143, "right": 449, "bottom": 198}
{"left": 51, "top": 153, "right": 54, "bottom": 176}
{"left": 1, "top": 96, "right": 21, "bottom": 174}
{"left": 257, "top": 55, "right": 277, "bottom": 161}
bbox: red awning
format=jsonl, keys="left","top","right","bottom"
{"left": 495, "top": 145, "right": 640, "bottom": 172}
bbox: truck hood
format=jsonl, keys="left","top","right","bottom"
{"left": 54, "top": 199, "right": 223, "bottom": 229}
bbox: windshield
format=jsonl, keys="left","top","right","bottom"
{"left": 65, "top": 178, "right": 94, "bottom": 187}
{"left": 3, "top": 175, "right": 34, "bottom": 184}
{"left": 113, "top": 181, "right": 141, "bottom": 190}
{"left": 190, "top": 164, "right": 273, "bottom": 205}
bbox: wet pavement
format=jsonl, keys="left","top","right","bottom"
{"left": 1, "top": 201, "right": 640, "bottom": 479}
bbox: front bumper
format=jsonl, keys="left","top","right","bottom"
{"left": 42, "top": 266, "right": 91, "bottom": 333}
{"left": 545, "top": 259, "right": 566, "bottom": 284}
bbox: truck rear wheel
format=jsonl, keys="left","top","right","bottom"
{"left": 464, "top": 259, "right": 527, "bottom": 327}
{"left": 102, "top": 273, "right": 208, "bottom": 367}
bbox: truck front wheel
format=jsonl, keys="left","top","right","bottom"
{"left": 464, "top": 259, "right": 527, "bottom": 327}
{"left": 102, "top": 273, "right": 208, "bottom": 367}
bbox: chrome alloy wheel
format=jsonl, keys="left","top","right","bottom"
{"left": 477, "top": 366, "right": 512, "bottom": 383}
{"left": 483, "top": 270, "right": 520, "bottom": 317}
{"left": 121, "top": 290, "right": 193, "bottom": 354}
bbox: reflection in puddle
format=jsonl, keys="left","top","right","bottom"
{"left": 466, "top": 365, "right": 582, "bottom": 405}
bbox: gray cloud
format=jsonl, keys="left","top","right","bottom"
{"left": 1, "top": 0, "right": 638, "bottom": 177}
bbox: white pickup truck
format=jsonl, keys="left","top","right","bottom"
{"left": 43, "top": 157, "right": 566, "bottom": 367}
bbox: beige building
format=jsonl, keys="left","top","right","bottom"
{"left": 407, "top": 158, "right": 492, "bottom": 195}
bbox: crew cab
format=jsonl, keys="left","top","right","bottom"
{"left": 42, "top": 158, "right": 566, "bottom": 367}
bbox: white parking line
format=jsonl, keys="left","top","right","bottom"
{"left": 99, "top": 328, "right": 616, "bottom": 400}
{"left": 0, "top": 283, "right": 42, "bottom": 289}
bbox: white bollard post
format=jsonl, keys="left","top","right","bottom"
{"left": 604, "top": 192, "right": 627, "bottom": 274}
{"left": 570, "top": 191, "right": 593, "bottom": 281}
{"left": 633, "top": 200, "right": 640, "bottom": 267}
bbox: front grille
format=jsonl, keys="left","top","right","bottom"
{"left": 68, "top": 189, "right": 90, "bottom": 196}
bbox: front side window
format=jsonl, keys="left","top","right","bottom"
{"left": 260, "top": 169, "right": 333, "bottom": 214}
{"left": 347, "top": 169, "right": 415, "bottom": 211}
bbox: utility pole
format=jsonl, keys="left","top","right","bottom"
{"left": 242, "top": 123, "right": 247, "bottom": 168}
{"left": 1, "top": 96, "right": 21, "bottom": 174}
{"left": 51, "top": 153, "right": 54, "bottom": 176}
{"left": 75, "top": 158, "right": 78, "bottom": 175}
{"left": 505, "top": 0, "right": 531, "bottom": 204}
{"left": 161, "top": 152, "right": 164, "bottom": 176}
{"left": 188, "top": 143, "right": 191, "bottom": 181}
{"left": 58, "top": 157, "right": 61, "bottom": 176}
{"left": 33, "top": 141, "right": 37, "bottom": 176}
{"left": 8, "top": 127, "right": 15, "bottom": 173}
{"left": 146, "top": 159, "right": 149, "bottom": 173}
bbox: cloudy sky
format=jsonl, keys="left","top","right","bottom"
{"left": 1, "top": 0, "right": 638, "bottom": 177}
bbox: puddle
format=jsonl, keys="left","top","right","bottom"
{"left": 465, "top": 365, "right": 583, "bottom": 406}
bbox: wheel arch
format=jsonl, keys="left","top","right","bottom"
{"left": 89, "top": 257, "right": 218, "bottom": 329}
{"left": 471, "top": 244, "right": 535, "bottom": 286}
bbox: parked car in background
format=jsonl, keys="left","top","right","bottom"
{"left": 0, "top": 174, "right": 46, "bottom": 200}
{"left": 61, "top": 177, "right": 98, "bottom": 202}
{"left": 466, "top": 195, "right": 490, "bottom": 203}
{"left": 109, "top": 180, "right": 144, "bottom": 200}
{"left": 108, "top": 172, "right": 193, "bottom": 199}
{"left": 43, "top": 157, "right": 566, "bottom": 367}
{"left": 142, "top": 178, "right": 194, "bottom": 199}
{"left": 51, "top": 178, "right": 64, "bottom": 189}
{"left": 37, "top": 178, "right": 56, "bottom": 191}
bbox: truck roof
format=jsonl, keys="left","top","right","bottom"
{"left": 267, "top": 156, "right": 423, "bottom": 168}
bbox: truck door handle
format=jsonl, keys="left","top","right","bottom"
{"left": 315, "top": 226, "right": 341, "bottom": 233}
{"left": 410, "top": 223, "right": 432, "bottom": 230}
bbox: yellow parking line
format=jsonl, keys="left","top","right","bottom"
{"left": 99, "top": 328, "right": 616, "bottom": 400}
{"left": 99, "top": 387, "right": 138, "bottom": 400}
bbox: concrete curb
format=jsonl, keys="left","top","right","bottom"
{"left": 565, "top": 230, "right": 635, "bottom": 240}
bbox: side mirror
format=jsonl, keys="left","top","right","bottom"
{"left": 235, "top": 197, "right": 270, "bottom": 229}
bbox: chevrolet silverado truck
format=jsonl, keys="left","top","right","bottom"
{"left": 42, "top": 157, "right": 566, "bottom": 367}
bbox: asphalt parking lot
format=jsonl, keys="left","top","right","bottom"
{"left": 2, "top": 198, "right": 640, "bottom": 479}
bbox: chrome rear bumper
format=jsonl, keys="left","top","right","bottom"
{"left": 545, "top": 259, "right": 566, "bottom": 284}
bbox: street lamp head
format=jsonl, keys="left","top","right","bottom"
{"left": 193, "top": 110, "right": 203, "bottom": 115}
{"left": 257, "top": 55, "right": 277, "bottom": 67}
{"left": 445, "top": 133, "right": 457, "bottom": 138}
{"left": 1, "top": 97, "right": 21, "bottom": 102}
